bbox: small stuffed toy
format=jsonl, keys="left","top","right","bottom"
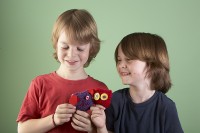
{"left": 69, "top": 88, "right": 112, "bottom": 111}
{"left": 69, "top": 90, "right": 93, "bottom": 111}
{"left": 92, "top": 89, "right": 112, "bottom": 108}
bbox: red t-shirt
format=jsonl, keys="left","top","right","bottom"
{"left": 17, "top": 72, "right": 108, "bottom": 133}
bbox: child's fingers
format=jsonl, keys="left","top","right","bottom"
{"left": 56, "top": 103, "right": 76, "bottom": 114}
{"left": 75, "top": 110, "right": 90, "bottom": 118}
{"left": 95, "top": 104, "right": 106, "bottom": 110}
{"left": 90, "top": 104, "right": 105, "bottom": 111}
{"left": 57, "top": 103, "right": 76, "bottom": 109}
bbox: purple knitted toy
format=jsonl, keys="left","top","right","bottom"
{"left": 69, "top": 90, "right": 94, "bottom": 111}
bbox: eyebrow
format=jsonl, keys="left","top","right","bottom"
{"left": 60, "top": 41, "right": 68, "bottom": 45}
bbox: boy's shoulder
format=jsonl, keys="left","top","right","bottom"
{"left": 32, "top": 72, "right": 54, "bottom": 83}
{"left": 87, "top": 75, "right": 108, "bottom": 89}
{"left": 112, "top": 88, "right": 129, "bottom": 99}
{"left": 156, "top": 91, "right": 176, "bottom": 107}
{"left": 114, "top": 88, "right": 128, "bottom": 94}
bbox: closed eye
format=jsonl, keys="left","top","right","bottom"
{"left": 117, "top": 57, "right": 121, "bottom": 62}
{"left": 77, "top": 47, "right": 84, "bottom": 52}
{"left": 62, "top": 47, "right": 69, "bottom": 50}
{"left": 126, "top": 58, "right": 131, "bottom": 62}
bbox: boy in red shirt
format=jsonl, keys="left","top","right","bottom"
{"left": 17, "top": 9, "right": 108, "bottom": 133}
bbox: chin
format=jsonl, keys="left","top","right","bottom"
{"left": 123, "top": 83, "right": 129, "bottom": 85}
{"left": 121, "top": 80, "right": 129, "bottom": 85}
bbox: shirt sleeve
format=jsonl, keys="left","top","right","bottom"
{"left": 165, "top": 102, "right": 184, "bottom": 133}
{"left": 16, "top": 78, "right": 41, "bottom": 122}
{"left": 105, "top": 103, "right": 115, "bottom": 132}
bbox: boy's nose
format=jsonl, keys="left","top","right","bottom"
{"left": 119, "top": 62, "right": 127, "bottom": 68}
{"left": 122, "top": 64, "right": 127, "bottom": 68}
{"left": 68, "top": 48, "right": 77, "bottom": 57}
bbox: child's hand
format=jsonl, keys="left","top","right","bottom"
{"left": 90, "top": 105, "right": 106, "bottom": 128}
{"left": 54, "top": 103, "right": 76, "bottom": 126}
{"left": 71, "top": 110, "right": 95, "bottom": 133}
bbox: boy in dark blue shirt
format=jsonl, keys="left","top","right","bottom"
{"left": 90, "top": 32, "right": 184, "bottom": 133}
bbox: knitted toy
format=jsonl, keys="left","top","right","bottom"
{"left": 69, "top": 88, "right": 112, "bottom": 111}
{"left": 92, "top": 88, "right": 112, "bottom": 108}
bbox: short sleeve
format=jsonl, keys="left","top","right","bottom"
{"left": 165, "top": 102, "right": 184, "bottom": 133}
{"left": 16, "top": 79, "right": 41, "bottom": 122}
{"left": 105, "top": 103, "right": 115, "bottom": 132}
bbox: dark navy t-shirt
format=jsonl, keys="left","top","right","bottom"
{"left": 105, "top": 88, "right": 184, "bottom": 133}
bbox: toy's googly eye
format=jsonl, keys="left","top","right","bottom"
{"left": 86, "top": 95, "right": 90, "bottom": 100}
{"left": 101, "top": 93, "right": 108, "bottom": 100}
{"left": 94, "top": 93, "right": 100, "bottom": 100}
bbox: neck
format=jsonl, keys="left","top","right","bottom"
{"left": 56, "top": 66, "right": 88, "bottom": 80}
{"left": 129, "top": 85, "right": 155, "bottom": 104}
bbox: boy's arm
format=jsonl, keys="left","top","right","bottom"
{"left": 90, "top": 105, "right": 114, "bottom": 133}
{"left": 18, "top": 103, "right": 76, "bottom": 133}
{"left": 96, "top": 126, "right": 108, "bottom": 133}
{"left": 18, "top": 115, "right": 54, "bottom": 133}
{"left": 96, "top": 126, "right": 113, "bottom": 133}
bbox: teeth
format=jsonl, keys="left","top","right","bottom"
{"left": 121, "top": 72, "right": 130, "bottom": 76}
{"left": 68, "top": 60, "right": 76, "bottom": 63}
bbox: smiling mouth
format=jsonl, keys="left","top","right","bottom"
{"left": 66, "top": 60, "right": 78, "bottom": 65}
{"left": 120, "top": 72, "right": 131, "bottom": 76}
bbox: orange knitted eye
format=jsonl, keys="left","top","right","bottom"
{"left": 94, "top": 93, "right": 100, "bottom": 100}
{"left": 100, "top": 93, "right": 108, "bottom": 100}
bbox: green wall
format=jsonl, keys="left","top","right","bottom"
{"left": 0, "top": 0, "right": 199, "bottom": 132}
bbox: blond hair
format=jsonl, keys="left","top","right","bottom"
{"left": 52, "top": 9, "right": 100, "bottom": 67}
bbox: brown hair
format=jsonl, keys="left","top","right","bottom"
{"left": 52, "top": 9, "right": 100, "bottom": 67}
{"left": 115, "top": 32, "right": 171, "bottom": 93}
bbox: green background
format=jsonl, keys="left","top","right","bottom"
{"left": 0, "top": 0, "right": 199, "bottom": 132}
